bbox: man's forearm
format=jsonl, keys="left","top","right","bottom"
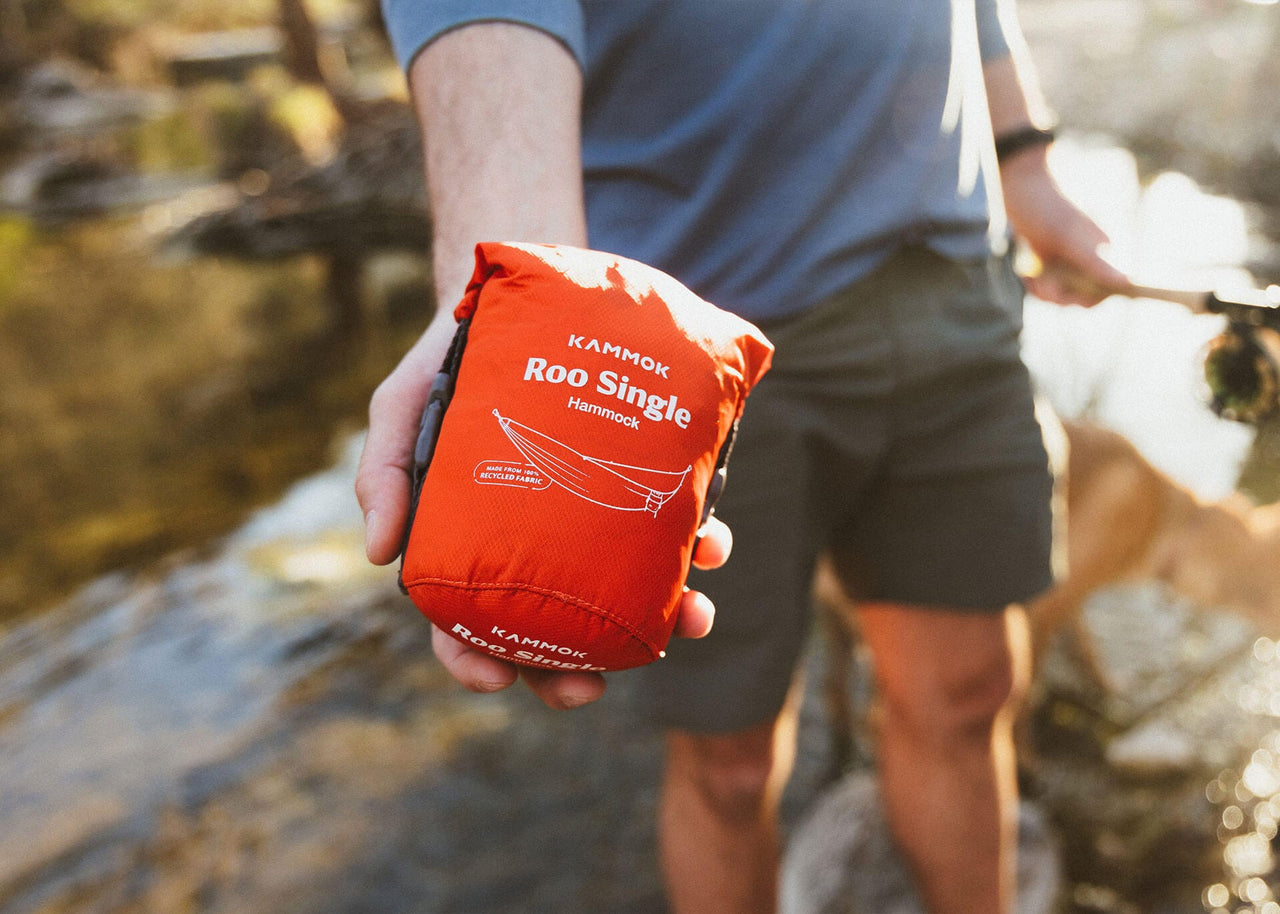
{"left": 409, "top": 22, "right": 589, "bottom": 313}
{"left": 980, "top": 1, "right": 1054, "bottom": 139}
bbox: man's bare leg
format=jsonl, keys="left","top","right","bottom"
{"left": 856, "top": 602, "right": 1031, "bottom": 914}
{"left": 659, "top": 708, "right": 799, "bottom": 914}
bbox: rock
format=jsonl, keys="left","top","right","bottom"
{"left": 0, "top": 149, "right": 210, "bottom": 220}
{"left": 1066, "top": 583, "right": 1256, "bottom": 723}
{"left": 1026, "top": 580, "right": 1280, "bottom": 910}
{"left": 1, "top": 431, "right": 1274, "bottom": 914}
{"left": 779, "top": 773, "right": 1062, "bottom": 914}
{"left": 6, "top": 59, "right": 167, "bottom": 134}
{"left": 161, "top": 27, "right": 284, "bottom": 87}
{"left": 1104, "top": 720, "right": 1200, "bottom": 776}
{"left": 164, "top": 103, "right": 428, "bottom": 259}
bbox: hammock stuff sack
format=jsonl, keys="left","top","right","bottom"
{"left": 399, "top": 242, "right": 774, "bottom": 672}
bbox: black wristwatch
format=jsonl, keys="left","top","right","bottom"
{"left": 994, "top": 125, "right": 1057, "bottom": 164}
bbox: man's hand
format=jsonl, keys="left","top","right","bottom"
{"left": 354, "top": 313, "right": 732, "bottom": 711}
{"left": 1001, "top": 146, "right": 1130, "bottom": 307}
{"left": 981, "top": 33, "right": 1128, "bottom": 306}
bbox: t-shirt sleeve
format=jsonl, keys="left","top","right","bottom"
{"left": 380, "top": 0, "right": 586, "bottom": 73}
{"left": 974, "top": 0, "right": 1013, "bottom": 61}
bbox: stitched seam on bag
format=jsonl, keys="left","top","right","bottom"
{"left": 403, "top": 575, "right": 659, "bottom": 659}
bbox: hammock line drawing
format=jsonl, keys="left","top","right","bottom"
{"left": 493, "top": 410, "right": 690, "bottom": 516}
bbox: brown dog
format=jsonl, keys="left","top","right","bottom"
{"left": 1028, "top": 416, "right": 1280, "bottom": 659}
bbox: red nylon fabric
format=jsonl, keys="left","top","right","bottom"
{"left": 402, "top": 242, "right": 773, "bottom": 671}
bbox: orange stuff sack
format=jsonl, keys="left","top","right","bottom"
{"left": 399, "top": 242, "right": 773, "bottom": 672}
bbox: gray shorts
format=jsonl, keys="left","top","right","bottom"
{"left": 631, "top": 246, "right": 1054, "bottom": 733}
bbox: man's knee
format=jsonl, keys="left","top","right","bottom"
{"left": 889, "top": 649, "right": 1021, "bottom": 748}
{"left": 866, "top": 607, "right": 1030, "bottom": 749}
{"left": 664, "top": 718, "right": 787, "bottom": 824}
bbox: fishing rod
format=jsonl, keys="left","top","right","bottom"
{"left": 1026, "top": 262, "right": 1280, "bottom": 423}
{"left": 1131, "top": 283, "right": 1280, "bottom": 423}
{"left": 1121, "top": 282, "right": 1280, "bottom": 330}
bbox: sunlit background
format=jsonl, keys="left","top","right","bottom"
{"left": 0, "top": 1, "right": 1278, "bottom": 912}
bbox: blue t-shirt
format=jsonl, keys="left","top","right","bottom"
{"left": 383, "top": 0, "right": 1013, "bottom": 321}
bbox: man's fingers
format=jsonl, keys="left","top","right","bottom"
{"left": 679, "top": 518, "right": 727, "bottom": 640}
{"left": 1024, "top": 272, "right": 1091, "bottom": 308}
{"left": 1026, "top": 246, "right": 1129, "bottom": 309}
{"left": 692, "top": 515, "right": 733, "bottom": 569}
{"left": 433, "top": 624, "right": 607, "bottom": 708}
{"left": 432, "top": 624, "right": 520, "bottom": 693}
{"left": 1084, "top": 241, "right": 1128, "bottom": 290}
{"left": 519, "top": 667, "right": 607, "bottom": 709}
{"left": 356, "top": 379, "right": 425, "bottom": 565}
{"left": 1062, "top": 243, "right": 1129, "bottom": 307}
{"left": 356, "top": 471, "right": 410, "bottom": 565}
{"left": 674, "top": 587, "right": 716, "bottom": 639}
{"left": 356, "top": 319, "right": 458, "bottom": 566}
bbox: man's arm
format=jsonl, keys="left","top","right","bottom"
{"left": 354, "top": 22, "right": 722, "bottom": 709}
{"left": 416, "top": 22, "right": 589, "bottom": 315}
{"left": 358, "top": 21, "right": 585, "bottom": 569}
{"left": 981, "top": 2, "right": 1129, "bottom": 305}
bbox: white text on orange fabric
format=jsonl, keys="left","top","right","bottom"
{"left": 523, "top": 358, "right": 692, "bottom": 428}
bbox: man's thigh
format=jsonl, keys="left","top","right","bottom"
{"left": 831, "top": 358, "right": 1055, "bottom": 611}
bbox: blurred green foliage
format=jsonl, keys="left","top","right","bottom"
{"left": 62, "top": 0, "right": 279, "bottom": 34}
{"left": 122, "top": 107, "right": 216, "bottom": 172}
{"left": 0, "top": 216, "right": 34, "bottom": 299}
